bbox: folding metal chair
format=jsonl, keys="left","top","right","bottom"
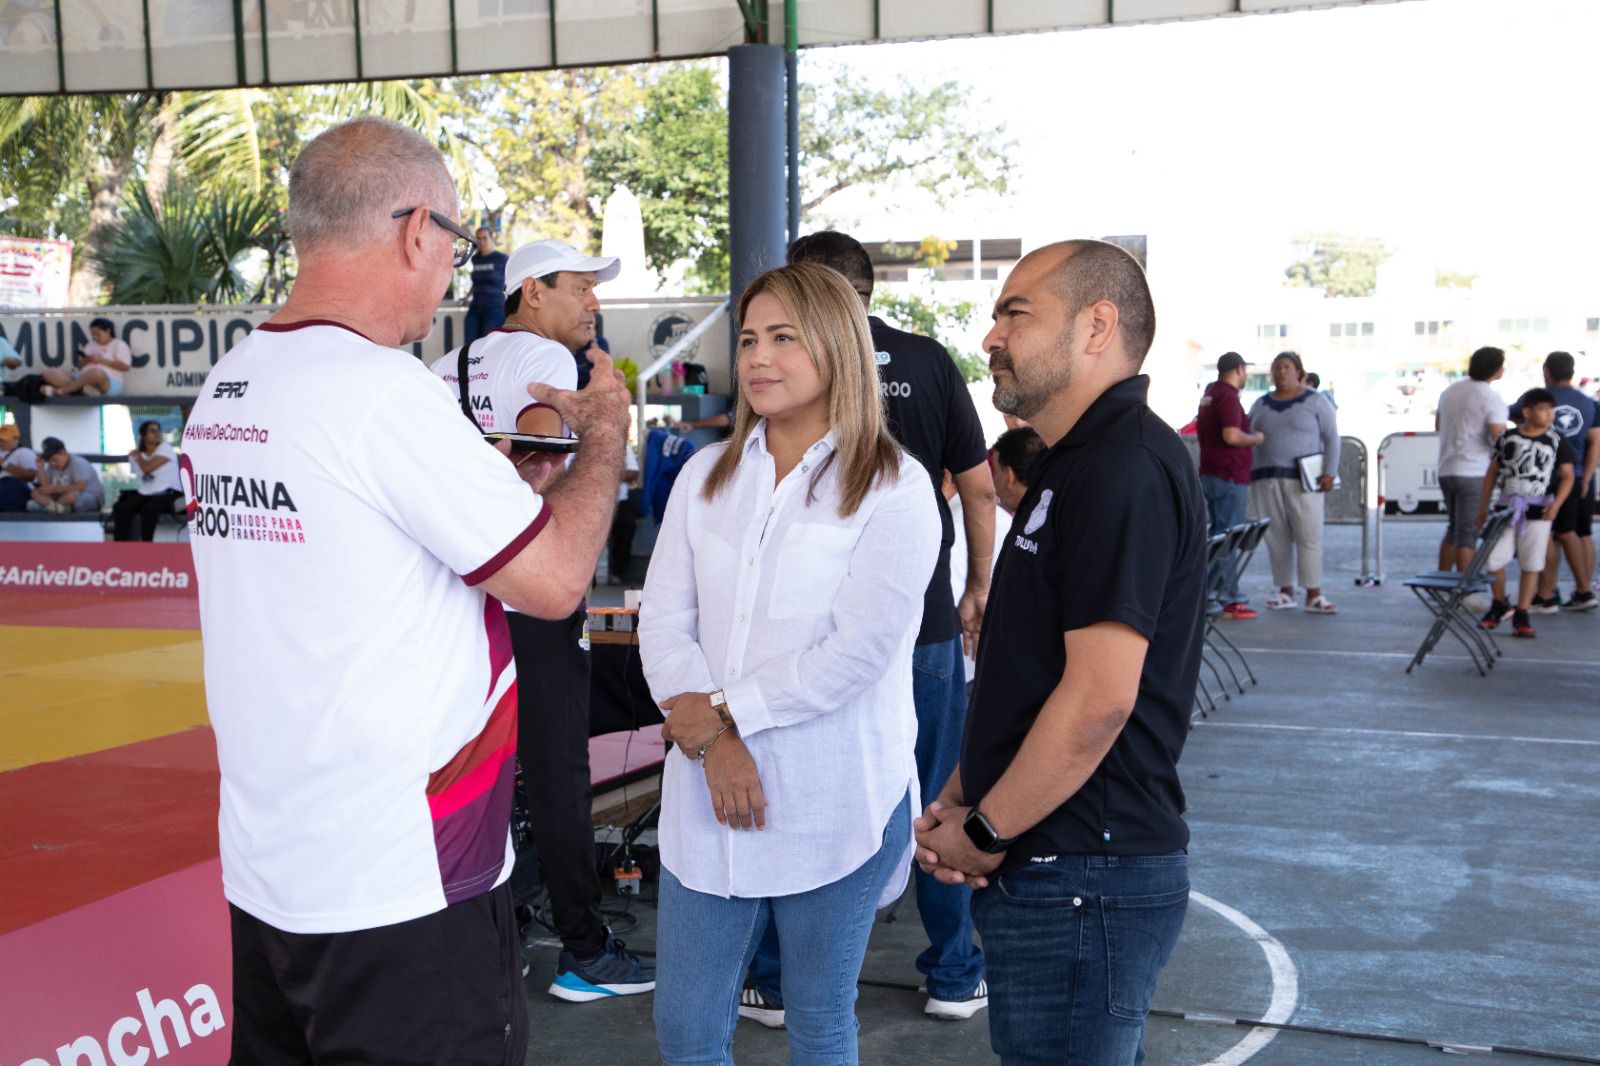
{"left": 1403, "top": 508, "right": 1512, "bottom": 676}
{"left": 1203, "top": 518, "right": 1269, "bottom": 692}
{"left": 1194, "top": 532, "right": 1234, "bottom": 715}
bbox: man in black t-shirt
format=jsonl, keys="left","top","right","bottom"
{"left": 915, "top": 240, "right": 1206, "bottom": 1065}
{"left": 737, "top": 231, "right": 1000, "bottom": 1026}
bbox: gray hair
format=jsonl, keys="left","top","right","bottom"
{"left": 287, "top": 117, "right": 457, "bottom": 252}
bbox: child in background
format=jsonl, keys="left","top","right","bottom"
{"left": 1477, "top": 388, "right": 1575, "bottom": 638}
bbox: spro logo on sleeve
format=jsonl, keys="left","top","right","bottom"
{"left": 212, "top": 380, "right": 249, "bottom": 399}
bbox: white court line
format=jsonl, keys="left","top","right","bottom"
{"left": 1190, "top": 891, "right": 1299, "bottom": 1066}
{"left": 1197, "top": 720, "right": 1600, "bottom": 748}
{"left": 1231, "top": 645, "right": 1596, "bottom": 668}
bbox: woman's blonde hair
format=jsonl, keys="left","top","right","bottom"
{"left": 701, "top": 262, "right": 900, "bottom": 518}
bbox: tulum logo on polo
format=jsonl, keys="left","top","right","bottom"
{"left": 15, "top": 983, "right": 224, "bottom": 1066}
{"left": 1023, "top": 489, "right": 1053, "bottom": 535}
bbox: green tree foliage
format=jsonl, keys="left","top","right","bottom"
{"left": 1435, "top": 270, "right": 1477, "bottom": 289}
{"left": 800, "top": 69, "right": 1014, "bottom": 217}
{"left": 3, "top": 59, "right": 1011, "bottom": 303}
{"left": 590, "top": 65, "right": 729, "bottom": 293}
{"left": 872, "top": 289, "right": 989, "bottom": 384}
{"left": 1, "top": 84, "right": 469, "bottom": 303}
{"left": 90, "top": 180, "right": 279, "bottom": 305}
{"left": 1283, "top": 233, "right": 1389, "bottom": 298}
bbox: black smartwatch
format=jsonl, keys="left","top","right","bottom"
{"left": 963, "top": 808, "right": 1017, "bottom": 854}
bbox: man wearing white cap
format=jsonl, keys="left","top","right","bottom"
{"left": 431, "top": 238, "right": 655, "bottom": 1005}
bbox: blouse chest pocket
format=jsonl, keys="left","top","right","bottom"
{"left": 767, "top": 522, "right": 861, "bottom": 621}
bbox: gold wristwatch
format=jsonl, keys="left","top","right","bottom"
{"left": 709, "top": 689, "right": 733, "bottom": 727}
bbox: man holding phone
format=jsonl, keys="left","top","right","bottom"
{"left": 431, "top": 239, "right": 657, "bottom": 1004}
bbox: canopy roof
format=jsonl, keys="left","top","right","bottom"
{"left": 3, "top": 0, "right": 1409, "bottom": 96}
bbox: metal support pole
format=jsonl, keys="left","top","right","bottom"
{"left": 727, "top": 44, "right": 788, "bottom": 374}
{"left": 785, "top": 58, "right": 799, "bottom": 244}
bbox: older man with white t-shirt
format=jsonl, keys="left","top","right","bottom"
{"left": 182, "top": 117, "right": 629, "bottom": 1062}
{"left": 430, "top": 240, "right": 657, "bottom": 1003}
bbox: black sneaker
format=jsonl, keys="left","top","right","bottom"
{"left": 1512, "top": 609, "right": 1536, "bottom": 638}
{"left": 1528, "top": 594, "right": 1561, "bottom": 615}
{"left": 925, "top": 979, "right": 989, "bottom": 1020}
{"left": 1478, "top": 600, "right": 1512, "bottom": 629}
{"left": 1562, "top": 591, "right": 1598, "bottom": 612}
{"left": 548, "top": 936, "right": 656, "bottom": 1002}
{"left": 738, "top": 983, "right": 786, "bottom": 1028}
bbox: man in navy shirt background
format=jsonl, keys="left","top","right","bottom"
{"left": 915, "top": 239, "right": 1206, "bottom": 1066}
{"left": 1526, "top": 351, "right": 1598, "bottom": 612}
{"left": 463, "top": 225, "right": 509, "bottom": 345}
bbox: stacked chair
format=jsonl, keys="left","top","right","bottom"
{"left": 1194, "top": 518, "right": 1270, "bottom": 721}
{"left": 1403, "top": 507, "right": 1512, "bottom": 677}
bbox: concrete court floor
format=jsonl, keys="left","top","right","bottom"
{"left": 528, "top": 519, "right": 1599, "bottom": 1065}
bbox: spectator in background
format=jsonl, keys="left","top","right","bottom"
{"left": 461, "top": 226, "right": 509, "bottom": 346}
{"left": 28, "top": 437, "right": 103, "bottom": 514}
{"left": 112, "top": 420, "right": 183, "bottom": 540}
{"left": 991, "top": 426, "right": 1043, "bottom": 516}
{"left": 433, "top": 237, "right": 654, "bottom": 1003}
{"left": 0, "top": 422, "right": 37, "bottom": 512}
{"left": 1477, "top": 388, "right": 1575, "bottom": 638}
{"left": 1434, "top": 346, "right": 1506, "bottom": 572}
{"left": 42, "top": 318, "right": 129, "bottom": 397}
{"left": 1531, "top": 352, "right": 1597, "bottom": 612}
{"left": 1249, "top": 351, "right": 1340, "bottom": 614}
{"left": 1197, "top": 352, "right": 1265, "bottom": 618}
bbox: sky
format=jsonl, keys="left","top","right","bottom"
{"left": 809, "top": 0, "right": 1600, "bottom": 293}
{"left": 793, "top": 0, "right": 1599, "bottom": 420}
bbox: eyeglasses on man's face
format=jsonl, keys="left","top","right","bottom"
{"left": 392, "top": 207, "right": 477, "bottom": 268}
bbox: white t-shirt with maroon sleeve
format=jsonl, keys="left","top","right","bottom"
{"left": 183, "top": 320, "right": 549, "bottom": 934}
{"left": 429, "top": 327, "right": 577, "bottom": 436}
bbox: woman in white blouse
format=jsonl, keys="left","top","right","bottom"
{"left": 641, "top": 262, "right": 939, "bottom": 1064}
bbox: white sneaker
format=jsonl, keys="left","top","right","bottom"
{"left": 925, "top": 979, "right": 988, "bottom": 1020}
{"left": 738, "top": 984, "right": 785, "bottom": 1028}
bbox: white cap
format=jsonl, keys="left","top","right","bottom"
{"left": 505, "top": 239, "right": 621, "bottom": 292}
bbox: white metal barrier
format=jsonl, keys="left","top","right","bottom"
{"left": 1372, "top": 430, "right": 1444, "bottom": 586}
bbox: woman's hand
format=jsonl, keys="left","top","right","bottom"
{"left": 659, "top": 691, "right": 724, "bottom": 755}
{"left": 702, "top": 733, "right": 766, "bottom": 830}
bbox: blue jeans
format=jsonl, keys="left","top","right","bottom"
{"left": 972, "top": 852, "right": 1189, "bottom": 1066}
{"left": 655, "top": 797, "right": 912, "bottom": 1066}
{"left": 748, "top": 637, "right": 984, "bottom": 1003}
{"left": 1200, "top": 475, "right": 1248, "bottom": 602}
{"left": 462, "top": 303, "right": 505, "bottom": 347}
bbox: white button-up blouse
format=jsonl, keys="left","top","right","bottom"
{"left": 639, "top": 422, "right": 941, "bottom": 902}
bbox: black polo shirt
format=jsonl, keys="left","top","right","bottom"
{"left": 961, "top": 375, "right": 1206, "bottom": 868}
{"left": 871, "top": 316, "right": 989, "bottom": 646}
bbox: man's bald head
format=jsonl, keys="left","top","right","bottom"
{"left": 287, "top": 117, "right": 456, "bottom": 255}
{"left": 1032, "top": 240, "right": 1156, "bottom": 367}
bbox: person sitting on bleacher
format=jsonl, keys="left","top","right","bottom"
{"left": 0, "top": 422, "right": 38, "bottom": 512}
{"left": 112, "top": 420, "right": 183, "bottom": 540}
{"left": 41, "top": 318, "right": 130, "bottom": 398}
{"left": 27, "top": 437, "right": 104, "bottom": 514}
